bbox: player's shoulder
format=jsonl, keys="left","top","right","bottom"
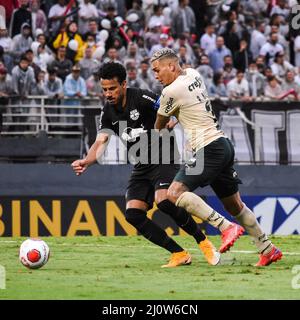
{"left": 128, "top": 87, "right": 158, "bottom": 103}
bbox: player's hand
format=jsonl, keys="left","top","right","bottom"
{"left": 71, "top": 159, "right": 89, "bottom": 176}
{"left": 166, "top": 119, "right": 178, "bottom": 129}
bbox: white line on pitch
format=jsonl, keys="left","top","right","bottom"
{"left": 1, "top": 240, "right": 300, "bottom": 255}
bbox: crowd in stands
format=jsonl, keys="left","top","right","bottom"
{"left": 0, "top": 0, "right": 300, "bottom": 105}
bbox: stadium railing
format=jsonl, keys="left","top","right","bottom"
{"left": 0, "top": 96, "right": 102, "bottom": 136}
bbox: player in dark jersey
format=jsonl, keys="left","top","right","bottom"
{"left": 71, "top": 62, "right": 221, "bottom": 267}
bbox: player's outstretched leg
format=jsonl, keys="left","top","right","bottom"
{"left": 174, "top": 192, "right": 244, "bottom": 253}
{"left": 157, "top": 200, "right": 220, "bottom": 265}
{"left": 125, "top": 208, "right": 191, "bottom": 268}
{"left": 234, "top": 203, "right": 282, "bottom": 266}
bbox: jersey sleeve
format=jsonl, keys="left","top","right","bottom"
{"left": 157, "top": 88, "right": 179, "bottom": 117}
{"left": 97, "top": 106, "right": 113, "bottom": 134}
{"left": 139, "top": 90, "right": 160, "bottom": 117}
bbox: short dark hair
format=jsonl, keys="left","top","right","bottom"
{"left": 19, "top": 54, "right": 29, "bottom": 63}
{"left": 98, "top": 62, "right": 127, "bottom": 84}
{"left": 47, "top": 67, "right": 57, "bottom": 75}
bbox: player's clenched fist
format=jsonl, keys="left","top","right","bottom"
{"left": 71, "top": 159, "right": 89, "bottom": 176}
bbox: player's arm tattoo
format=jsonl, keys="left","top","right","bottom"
{"left": 155, "top": 114, "right": 170, "bottom": 131}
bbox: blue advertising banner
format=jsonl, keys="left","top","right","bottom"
{"left": 206, "top": 195, "right": 300, "bottom": 235}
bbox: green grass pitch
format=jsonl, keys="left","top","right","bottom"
{"left": 0, "top": 235, "right": 300, "bottom": 300}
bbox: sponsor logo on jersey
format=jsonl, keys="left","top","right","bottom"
{"left": 165, "top": 97, "right": 174, "bottom": 114}
{"left": 142, "top": 95, "right": 156, "bottom": 103}
{"left": 130, "top": 109, "right": 140, "bottom": 120}
{"left": 188, "top": 76, "right": 202, "bottom": 92}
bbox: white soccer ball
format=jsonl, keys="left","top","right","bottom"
{"left": 19, "top": 239, "right": 50, "bottom": 269}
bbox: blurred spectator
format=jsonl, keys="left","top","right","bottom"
{"left": 145, "top": 22, "right": 162, "bottom": 51}
{"left": 227, "top": 70, "right": 251, "bottom": 101}
{"left": 209, "top": 36, "right": 232, "bottom": 73}
{"left": 36, "top": 33, "right": 53, "bottom": 55}
{"left": 222, "top": 55, "right": 237, "bottom": 85}
{"left": 126, "top": 0, "right": 145, "bottom": 32}
{"left": 126, "top": 66, "right": 149, "bottom": 90}
{"left": 96, "top": 0, "right": 118, "bottom": 12}
{"left": 0, "top": 66, "right": 13, "bottom": 97}
{"left": 173, "top": 33, "right": 194, "bottom": 60}
{"left": 112, "top": 36, "right": 127, "bottom": 60}
{"left": 44, "top": 67, "right": 63, "bottom": 123}
{"left": 148, "top": 5, "right": 166, "bottom": 30}
{"left": 0, "top": 28, "right": 13, "bottom": 56}
{"left": 25, "top": 49, "right": 42, "bottom": 79}
{"left": 266, "top": 24, "right": 288, "bottom": 53}
{"left": 191, "top": 43, "right": 202, "bottom": 67}
{"left": 264, "top": 75, "right": 283, "bottom": 99}
{"left": 103, "top": 47, "right": 122, "bottom": 64}
{"left": 45, "top": 67, "right": 64, "bottom": 98}
{"left": 0, "top": 65, "right": 13, "bottom": 132}
{"left": 246, "top": 62, "right": 266, "bottom": 97}
{"left": 178, "top": 45, "right": 193, "bottom": 67}
{"left": 255, "top": 55, "right": 266, "bottom": 75}
{"left": 295, "top": 67, "right": 300, "bottom": 86}
{"left": 218, "top": 10, "right": 245, "bottom": 39}
{"left": 86, "top": 19, "right": 100, "bottom": 43}
{"left": 271, "top": 51, "right": 295, "bottom": 82}
{"left": 79, "top": 46, "right": 100, "bottom": 80}
{"left": 270, "top": 0, "right": 290, "bottom": 20}
{"left": 137, "top": 60, "right": 157, "bottom": 92}
{"left": 149, "top": 33, "right": 169, "bottom": 57}
{"left": 282, "top": 70, "right": 300, "bottom": 99}
{"left": 63, "top": 64, "right": 87, "bottom": 99}
{"left": 63, "top": 64, "right": 87, "bottom": 123}
{"left": 48, "top": 0, "right": 67, "bottom": 35}
{"left": 50, "top": 46, "right": 73, "bottom": 82}
{"left": 9, "top": 0, "right": 32, "bottom": 38}
{"left": 86, "top": 71, "right": 103, "bottom": 99}
{"left": 32, "top": 70, "right": 47, "bottom": 95}
{"left": 243, "top": 0, "right": 268, "bottom": 17}
{"left": 136, "top": 36, "right": 149, "bottom": 61}
{"left": 0, "top": 0, "right": 19, "bottom": 28}
{"left": 234, "top": 39, "right": 252, "bottom": 72}
{"left": 11, "top": 55, "right": 36, "bottom": 97}
{"left": 171, "top": 0, "right": 196, "bottom": 38}
{"left": 124, "top": 42, "right": 143, "bottom": 68}
{"left": 259, "top": 32, "right": 284, "bottom": 66}
{"left": 294, "top": 34, "right": 300, "bottom": 67}
{"left": 53, "top": 21, "right": 85, "bottom": 63}
{"left": 0, "top": 44, "right": 14, "bottom": 74}
{"left": 32, "top": 43, "right": 54, "bottom": 72}
{"left": 208, "top": 72, "right": 227, "bottom": 98}
{"left": 78, "top": 0, "right": 99, "bottom": 35}
{"left": 11, "top": 23, "right": 33, "bottom": 62}
{"left": 200, "top": 23, "right": 216, "bottom": 56}
{"left": 222, "top": 21, "right": 240, "bottom": 55}
{"left": 265, "top": 13, "right": 289, "bottom": 38}
{"left": 83, "top": 33, "right": 97, "bottom": 53}
{"left": 264, "top": 66, "right": 274, "bottom": 79}
{"left": 30, "top": 0, "right": 47, "bottom": 37}
{"left": 250, "top": 20, "right": 266, "bottom": 60}
{"left": 196, "top": 54, "right": 214, "bottom": 89}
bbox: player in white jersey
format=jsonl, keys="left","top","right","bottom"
{"left": 151, "top": 48, "right": 282, "bottom": 266}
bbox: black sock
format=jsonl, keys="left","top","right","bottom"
{"left": 125, "top": 208, "right": 183, "bottom": 253}
{"left": 157, "top": 200, "right": 206, "bottom": 244}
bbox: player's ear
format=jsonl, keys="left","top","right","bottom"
{"left": 121, "top": 80, "right": 127, "bottom": 89}
{"left": 170, "top": 63, "right": 175, "bottom": 72}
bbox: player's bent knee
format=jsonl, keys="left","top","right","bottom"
{"left": 157, "top": 199, "right": 174, "bottom": 214}
{"left": 154, "top": 189, "right": 168, "bottom": 204}
{"left": 125, "top": 208, "right": 147, "bottom": 227}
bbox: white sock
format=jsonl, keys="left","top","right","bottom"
{"left": 235, "top": 203, "right": 272, "bottom": 254}
{"left": 176, "top": 192, "right": 233, "bottom": 232}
